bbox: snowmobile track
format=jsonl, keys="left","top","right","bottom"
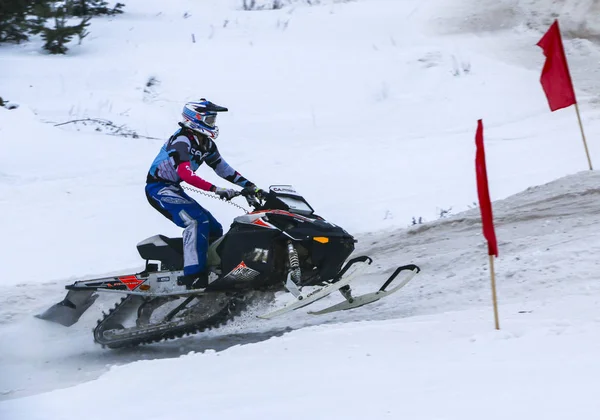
{"left": 94, "top": 293, "right": 250, "bottom": 349}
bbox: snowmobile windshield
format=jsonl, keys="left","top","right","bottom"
{"left": 264, "top": 185, "right": 314, "bottom": 216}
{"left": 278, "top": 196, "right": 313, "bottom": 215}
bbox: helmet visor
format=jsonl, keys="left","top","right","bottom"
{"left": 196, "top": 112, "right": 217, "bottom": 128}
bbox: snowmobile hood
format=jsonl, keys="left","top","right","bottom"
{"left": 232, "top": 210, "right": 354, "bottom": 240}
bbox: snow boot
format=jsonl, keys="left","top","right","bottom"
{"left": 178, "top": 272, "right": 209, "bottom": 290}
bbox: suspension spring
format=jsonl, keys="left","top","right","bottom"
{"left": 287, "top": 241, "right": 302, "bottom": 284}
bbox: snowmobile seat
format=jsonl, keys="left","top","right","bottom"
{"left": 137, "top": 235, "right": 183, "bottom": 270}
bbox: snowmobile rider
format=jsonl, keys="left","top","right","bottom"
{"left": 145, "top": 99, "right": 262, "bottom": 289}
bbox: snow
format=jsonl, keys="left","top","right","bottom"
{"left": 2, "top": 0, "right": 600, "bottom": 418}
{"left": 2, "top": 0, "right": 600, "bottom": 287}
{"left": 3, "top": 294, "right": 600, "bottom": 420}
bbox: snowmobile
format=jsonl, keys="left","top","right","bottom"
{"left": 37, "top": 185, "right": 420, "bottom": 348}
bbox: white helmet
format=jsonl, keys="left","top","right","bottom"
{"left": 181, "top": 99, "right": 228, "bottom": 139}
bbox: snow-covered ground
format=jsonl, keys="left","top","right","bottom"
{"left": 4, "top": 292, "right": 600, "bottom": 420}
{"left": 2, "top": 0, "right": 600, "bottom": 418}
{"left": 2, "top": 0, "right": 600, "bottom": 287}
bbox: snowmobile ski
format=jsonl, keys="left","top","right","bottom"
{"left": 257, "top": 256, "right": 373, "bottom": 319}
{"left": 308, "top": 264, "right": 420, "bottom": 315}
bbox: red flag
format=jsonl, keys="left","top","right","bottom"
{"left": 475, "top": 120, "right": 498, "bottom": 257}
{"left": 537, "top": 20, "right": 576, "bottom": 111}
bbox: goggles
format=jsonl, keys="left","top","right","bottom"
{"left": 195, "top": 112, "right": 217, "bottom": 128}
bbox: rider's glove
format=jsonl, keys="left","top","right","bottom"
{"left": 213, "top": 187, "right": 237, "bottom": 201}
{"left": 243, "top": 184, "right": 265, "bottom": 198}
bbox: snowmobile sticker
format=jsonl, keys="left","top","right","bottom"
{"left": 271, "top": 185, "right": 298, "bottom": 195}
{"left": 251, "top": 218, "right": 277, "bottom": 229}
{"left": 118, "top": 275, "right": 145, "bottom": 291}
{"left": 105, "top": 281, "right": 127, "bottom": 289}
{"left": 250, "top": 248, "right": 269, "bottom": 263}
{"left": 223, "top": 262, "right": 260, "bottom": 282}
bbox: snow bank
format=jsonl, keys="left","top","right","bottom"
{"left": 432, "top": 0, "right": 600, "bottom": 112}
{"left": 521, "top": 0, "right": 600, "bottom": 37}
{"left": 238, "top": 0, "right": 351, "bottom": 10}
{"left": 438, "top": 0, "right": 600, "bottom": 37}
{"left": 3, "top": 169, "right": 600, "bottom": 401}
{"left": 2, "top": 294, "right": 600, "bottom": 420}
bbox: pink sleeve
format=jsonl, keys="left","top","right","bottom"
{"left": 177, "top": 162, "right": 214, "bottom": 192}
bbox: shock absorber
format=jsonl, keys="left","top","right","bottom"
{"left": 287, "top": 241, "right": 302, "bottom": 285}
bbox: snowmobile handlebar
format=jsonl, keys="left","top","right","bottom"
{"left": 234, "top": 187, "right": 265, "bottom": 209}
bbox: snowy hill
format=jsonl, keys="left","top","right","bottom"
{"left": 3, "top": 171, "right": 600, "bottom": 418}
{"left": 2, "top": 0, "right": 600, "bottom": 287}
{"left": 2, "top": 0, "right": 600, "bottom": 418}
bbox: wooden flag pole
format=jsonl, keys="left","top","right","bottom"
{"left": 537, "top": 21, "right": 594, "bottom": 171}
{"left": 574, "top": 102, "right": 593, "bottom": 170}
{"left": 489, "top": 254, "right": 500, "bottom": 330}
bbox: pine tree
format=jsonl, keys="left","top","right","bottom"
{"left": 0, "top": 0, "right": 48, "bottom": 43}
{"left": 70, "top": 0, "right": 124, "bottom": 17}
{"left": 27, "top": 1, "right": 53, "bottom": 37}
{"left": 0, "top": 0, "right": 26, "bottom": 43}
{"left": 40, "top": 4, "right": 90, "bottom": 54}
{"left": 0, "top": 0, "right": 124, "bottom": 53}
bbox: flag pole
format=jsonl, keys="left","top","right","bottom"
{"left": 476, "top": 119, "right": 500, "bottom": 330}
{"left": 488, "top": 254, "right": 500, "bottom": 330}
{"left": 574, "top": 102, "right": 593, "bottom": 170}
{"left": 537, "top": 20, "right": 594, "bottom": 171}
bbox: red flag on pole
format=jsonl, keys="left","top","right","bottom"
{"left": 475, "top": 120, "right": 498, "bottom": 257}
{"left": 537, "top": 20, "right": 576, "bottom": 111}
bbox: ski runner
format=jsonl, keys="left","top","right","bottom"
{"left": 145, "top": 99, "right": 262, "bottom": 289}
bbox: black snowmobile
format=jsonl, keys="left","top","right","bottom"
{"left": 37, "top": 185, "right": 420, "bottom": 348}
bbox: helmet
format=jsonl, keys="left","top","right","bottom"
{"left": 181, "top": 99, "right": 228, "bottom": 140}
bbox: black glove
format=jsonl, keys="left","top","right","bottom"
{"left": 243, "top": 184, "right": 265, "bottom": 198}
{"left": 214, "top": 187, "right": 238, "bottom": 200}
